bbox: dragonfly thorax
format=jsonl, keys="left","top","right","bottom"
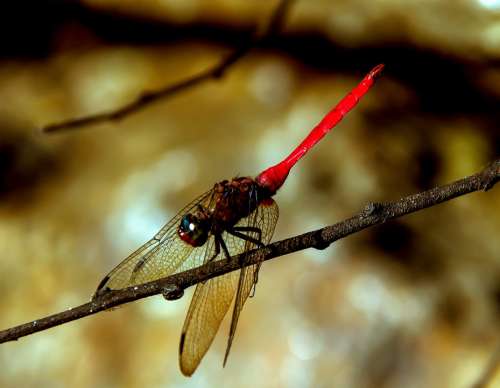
{"left": 177, "top": 177, "right": 267, "bottom": 248}
{"left": 210, "top": 177, "right": 263, "bottom": 231}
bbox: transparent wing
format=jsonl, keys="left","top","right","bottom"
{"left": 179, "top": 196, "right": 279, "bottom": 376}
{"left": 96, "top": 189, "right": 215, "bottom": 292}
{"left": 224, "top": 198, "right": 279, "bottom": 365}
{"left": 179, "top": 255, "right": 239, "bottom": 376}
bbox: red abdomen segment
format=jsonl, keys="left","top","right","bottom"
{"left": 256, "top": 64, "right": 384, "bottom": 195}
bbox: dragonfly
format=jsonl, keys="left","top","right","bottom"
{"left": 95, "top": 64, "right": 384, "bottom": 376}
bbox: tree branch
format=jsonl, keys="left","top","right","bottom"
{"left": 0, "top": 159, "right": 498, "bottom": 344}
{"left": 41, "top": 0, "right": 294, "bottom": 133}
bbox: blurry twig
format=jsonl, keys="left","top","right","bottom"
{"left": 472, "top": 340, "right": 500, "bottom": 388}
{"left": 0, "top": 159, "right": 498, "bottom": 344}
{"left": 41, "top": 0, "right": 294, "bottom": 133}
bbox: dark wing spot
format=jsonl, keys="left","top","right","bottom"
{"left": 133, "top": 258, "right": 147, "bottom": 273}
{"left": 96, "top": 275, "right": 110, "bottom": 292}
{"left": 179, "top": 332, "right": 186, "bottom": 355}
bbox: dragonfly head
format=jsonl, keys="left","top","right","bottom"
{"left": 178, "top": 213, "right": 210, "bottom": 247}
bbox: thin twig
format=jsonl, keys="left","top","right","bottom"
{"left": 472, "top": 339, "right": 500, "bottom": 388}
{"left": 41, "top": 0, "right": 294, "bottom": 133}
{"left": 0, "top": 159, "right": 498, "bottom": 344}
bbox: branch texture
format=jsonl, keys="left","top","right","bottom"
{"left": 0, "top": 159, "right": 498, "bottom": 344}
{"left": 41, "top": 0, "right": 294, "bottom": 133}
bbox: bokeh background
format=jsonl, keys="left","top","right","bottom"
{"left": 0, "top": 0, "right": 499, "bottom": 387}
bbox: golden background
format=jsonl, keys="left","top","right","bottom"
{"left": 0, "top": 0, "right": 499, "bottom": 387}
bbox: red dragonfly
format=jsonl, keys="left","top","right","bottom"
{"left": 95, "top": 64, "right": 384, "bottom": 376}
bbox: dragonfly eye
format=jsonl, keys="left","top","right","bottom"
{"left": 178, "top": 214, "right": 209, "bottom": 247}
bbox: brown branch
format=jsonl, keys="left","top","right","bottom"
{"left": 41, "top": 0, "right": 294, "bottom": 133}
{"left": 472, "top": 339, "right": 500, "bottom": 388}
{"left": 0, "top": 159, "right": 498, "bottom": 344}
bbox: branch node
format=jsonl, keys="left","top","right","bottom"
{"left": 480, "top": 160, "right": 500, "bottom": 192}
{"left": 362, "top": 201, "right": 384, "bottom": 218}
{"left": 312, "top": 231, "right": 331, "bottom": 250}
{"left": 162, "top": 284, "right": 185, "bottom": 301}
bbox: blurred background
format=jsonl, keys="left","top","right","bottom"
{"left": 0, "top": 0, "right": 499, "bottom": 387}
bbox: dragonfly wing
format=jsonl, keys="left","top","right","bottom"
{"left": 179, "top": 261, "right": 239, "bottom": 376}
{"left": 96, "top": 189, "right": 214, "bottom": 292}
{"left": 224, "top": 198, "right": 279, "bottom": 365}
{"left": 179, "top": 231, "right": 245, "bottom": 376}
{"left": 179, "top": 196, "right": 279, "bottom": 375}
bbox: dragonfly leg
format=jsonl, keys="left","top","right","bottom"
{"left": 199, "top": 235, "right": 223, "bottom": 285}
{"left": 207, "top": 235, "right": 221, "bottom": 262}
{"left": 207, "top": 233, "right": 232, "bottom": 262}
{"left": 227, "top": 228, "right": 264, "bottom": 248}
{"left": 218, "top": 234, "right": 232, "bottom": 261}
{"left": 227, "top": 228, "right": 265, "bottom": 298}
{"left": 232, "top": 226, "right": 263, "bottom": 244}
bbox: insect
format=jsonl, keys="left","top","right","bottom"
{"left": 95, "top": 64, "right": 384, "bottom": 376}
